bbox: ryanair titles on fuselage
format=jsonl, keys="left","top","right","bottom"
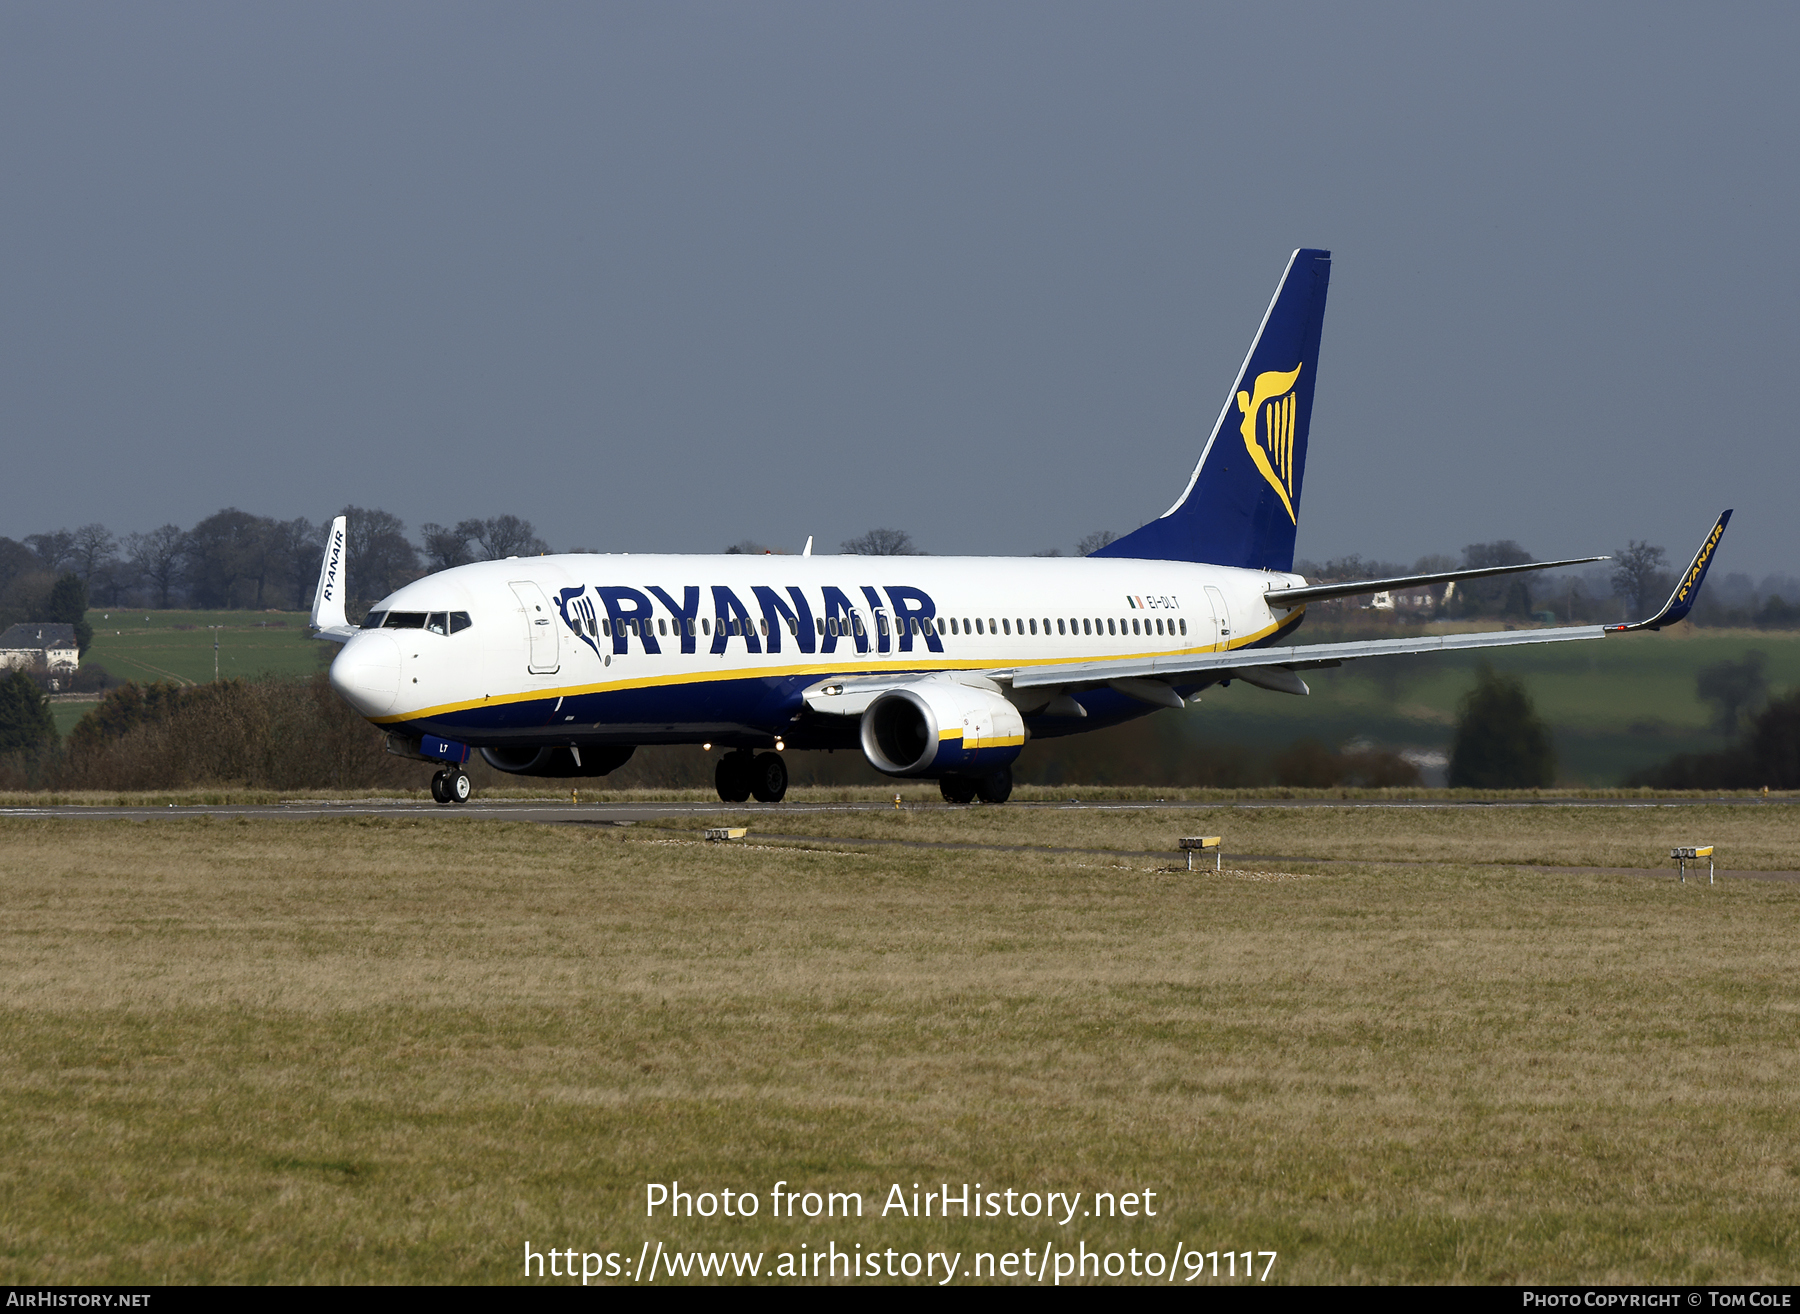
{"left": 337, "top": 555, "right": 1304, "bottom": 726}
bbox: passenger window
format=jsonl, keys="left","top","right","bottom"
{"left": 702, "top": 617, "right": 712, "bottom": 635}
{"left": 1002, "top": 619, "right": 1011, "bottom": 635}
{"left": 1155, "top": 619, "right": 1163, "bottom": 635}
{"left": 450, "top": 612, "right": 472, "bottom": 634}
{"left": 687, "top": 618, "right": 696, "bottom": 637}
{"left": 1131, "top": 619, "right": 1140, "bottom": 635}
{"left": 827, "top": 617, "right": 838, "bottom": 637}
{"left": 816, "top": 617, "right": 825, "bottom": 635}
{"left": 1056, "top": 619, "right": 1065, "bottom": 635}
{"left": 601, "top": 618, "right": 612, "bottom": 637}
{"left": 1028, "top": 618, "right": 1036, "bottom": 635}
{"left": 878, "top": 615, "right": 888, "bottom": 636}
{"left": 975, "top": 619, "right": 984, "bottom": 635}
{"left": 1106, "top": 619, "right": 1116, "bottom": 636}
{"left": 1179, "top": 618, "right": 1187, "bottom": 636}
{"left": 1043, "top": 618, "right": 1050, "bottom": 634}
{"left": 787, "top": 617, "right": 798, "bottom": 636}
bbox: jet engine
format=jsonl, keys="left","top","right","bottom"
{"left": 480, "top": 745, "right": 636, "bottom": 777}
{"left": 859, "top": 682, "right": 1024, "bottom": 777}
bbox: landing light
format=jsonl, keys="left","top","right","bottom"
{"left": 775, "top": 740, "right": 785, "bottom": 752}
{"left": 702, "top": 742, "right": 712, "bottom": 751}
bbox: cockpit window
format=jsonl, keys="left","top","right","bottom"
{"left": 450, "top": 612, "right": 472, "bottom": 634}
{"left": 383, "top": 612, "right": 427, "bottom": 629}
{"left": 363, "top": 611, "right": 386, "bottom": 629}
{"left": 426, "top": 613, "right": 448, "bottom": 635}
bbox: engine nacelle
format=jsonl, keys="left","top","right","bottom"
{"left": 859, "top": 683, "right": 1025, "bottom": 778}
{"left": 479, "top": 745, "right": 636, "bottom": 778}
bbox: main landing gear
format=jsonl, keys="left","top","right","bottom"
{"left": 715, "top": 749, "right": 789, "bottom": 804}
{"left": 939, "top": 764, "right": 1013, "bottom": 805}
{"left": 431, "top": 767, "right": 472, "bottom": 805}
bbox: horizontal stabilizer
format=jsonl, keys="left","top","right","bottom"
{"left": 1266, "top": 554, "right": 1607, "bottom": 609}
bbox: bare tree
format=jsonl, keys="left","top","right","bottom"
{"left": 338, "top": 506, "right": 422, "bottom": 606}
{"left": 0, "top": 538, "right": 38, "bottom": 597}
{"left": 184, "top": 508, "right": 263, "bottom": 607}
{"left": 1611, "top": 540, "right": 1669, "bottom": 618}
{"left": 125, "top": 525, "right": 187, "bottom": 609}
{"left": 420, "top": 522, "right": 475, "bottom": 572}
{"left": 1076, "top": 530, "right": 1117, "bottom": 556}
{"left": 25, "top": 529, "right": 75, "bottom": 571}
{"left": 69, "top": 524, "right": 117, "bottom": 582}
{"left": 840, "top": 528, "right": 920, "bottom": 555}
{"left": 465, "top": 514, "right": 548, "bottom": 560}
{"left": 267, "top": 517, "right": 322, "bottom": 609}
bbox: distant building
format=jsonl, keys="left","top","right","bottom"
{"left": 0, "top": 623, "right": 79, "bottom": 681}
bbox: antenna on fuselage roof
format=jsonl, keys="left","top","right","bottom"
{"left": 802, "top": 535, "right": 813, "bottom": 557}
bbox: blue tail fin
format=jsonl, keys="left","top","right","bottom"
{"left": 1093, "top": 248, "right": 1331, "bottom": 570}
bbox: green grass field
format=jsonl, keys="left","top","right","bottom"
{"left": 2, "top": 806, "right": 1797, "bottom": 1284}
{"left": 1185, "top": 627, "right": 1800, "bottom": 785}
{"left": 83, "top": 608, "right": 323, "bottom": 687}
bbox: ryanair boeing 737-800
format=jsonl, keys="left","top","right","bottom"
{"left": 312, "top": 249, "right": 1731, "bottom": 805}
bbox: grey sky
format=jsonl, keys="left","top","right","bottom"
{"left": 3, "top": 3, "right": 1794, "bottom": 578}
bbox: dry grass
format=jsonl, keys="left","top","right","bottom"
{"left": 2, "top": 815, "right": 1798, "bottom": 1284}
{"left": 691, "top": 801, "right": 1800, "bottom": 872}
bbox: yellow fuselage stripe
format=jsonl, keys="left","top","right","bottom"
{"left": 371, "top": 610, "right": 1302, "bottom": 725}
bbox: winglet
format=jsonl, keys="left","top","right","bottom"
{"left": 1608, "top": 510, "right": 1732, "bottom": 633}
{"left": 311, "top": 515, "right": 354, "bottom": 641}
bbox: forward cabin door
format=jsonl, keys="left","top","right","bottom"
{"left": 509, "top": 581, "right": 561, "bottom": 673}
{"left": 1204, "top": 585, "right": 1232, "bottom": 652}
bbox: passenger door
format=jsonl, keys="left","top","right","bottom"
{"left": 1204, "top": 585, "right": 1232, "bottom": 652}
{"left": 509, "top": 581, "right": 561, "bottom": 674}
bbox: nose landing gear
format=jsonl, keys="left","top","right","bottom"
{"left": 431, "top": 768, "right": 472, "bottom": 805}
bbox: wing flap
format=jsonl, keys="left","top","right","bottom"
{"left": 1006, "top": 624, "right": 1608, "bottom": 691}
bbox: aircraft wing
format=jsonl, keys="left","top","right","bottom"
{"left": 1010, "top": 510, "right": 1732, "bottom": 702}
{"left": 1004, "top": 623, "right": 1607, "bottom": 697}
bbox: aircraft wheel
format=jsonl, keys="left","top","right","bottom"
{"left": 430, "top": 770, "right": 451, "bottom": 805}
{"left": 749, "top": 751, "right": 789, "bottom": 803}
{"left": 715, "top": 752, "right": 753, "bottom": 804}
{"left": 447, "top": 769, "right": 473, "bottom": 804}
{"left": 939, "top": 775, "right": 977, "bottom": 805}
{"left": 974, "top": 764, "right": 1013, "bottom": 804}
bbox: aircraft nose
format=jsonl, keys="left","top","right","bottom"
{"left": 329, "top": 631, "right": 401, "bottom": 716}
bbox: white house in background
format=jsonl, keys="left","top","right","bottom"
{"left": 0, "top": 623, "right": 79, "bottom": 678}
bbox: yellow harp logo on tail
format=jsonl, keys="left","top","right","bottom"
{"left": 1237, "top": 364, "right": 1303, "bottom": 523}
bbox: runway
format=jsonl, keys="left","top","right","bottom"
{"left": 0, "top": 794, "right": 1790, "bottom": 826}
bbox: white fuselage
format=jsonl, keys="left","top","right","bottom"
{"left": 328, "top": 553, "right": 1304, "bottom": 745}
